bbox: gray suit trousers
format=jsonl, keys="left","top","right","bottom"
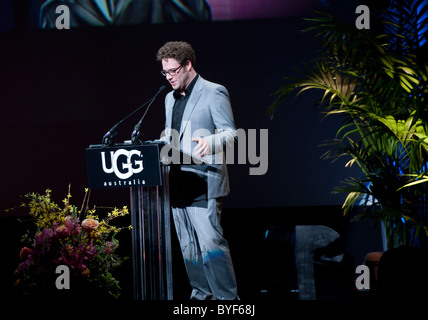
{"left": 172, "top": 198, "right": 238, "bottom": 300}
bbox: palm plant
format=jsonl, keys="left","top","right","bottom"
{"left": 269, "top": 0, "right": 428, "bottom": 249}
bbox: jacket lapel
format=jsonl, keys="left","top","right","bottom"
{"left": 179, "top": 76, "right": 203, "bottom": 140}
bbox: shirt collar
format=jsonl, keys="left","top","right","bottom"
{"left": 173, "top": 74, "right": 199, "bottom": 99}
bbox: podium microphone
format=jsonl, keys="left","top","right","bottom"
{"left": 131, "top": 85, "right": 166, "bottom": 145}
{"left": 102, "top": 85, "right": 166, "bottom": 146}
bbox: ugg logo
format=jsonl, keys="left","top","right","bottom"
{"left": 101, "top": 149, "right": 144, "bottom": 180}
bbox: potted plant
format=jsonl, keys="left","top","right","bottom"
{"left": 269, "top": 0, "right": 428, "bottom": 250}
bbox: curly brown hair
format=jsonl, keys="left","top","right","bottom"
{"left": 156, "top": 41, "right": 196, "bottom": 67}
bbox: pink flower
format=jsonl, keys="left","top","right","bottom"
{"left": 104, "top": 241, "right": 115, "bottom": 254}
{"left": 19, "top": 247, "right": 32, "bottom": 260}
{"left": 81, "top": 218, "right": 99, "bottom": 232}
{"left": 55, "top": 225, "right": 69, "bottom": 238}
{"left": 34, "top": 228, "right": 54, "bottom": 247}
{"left": 63, "top": 244, "right": 74, "bottom": 254}
{"left": 59, "top": 242, "right": 98, "bottom": 271}
{"left": 77, "top": 242, "right": 98, "bottom": 260}
{"left": 63, "top": 216, "right": 81, "bottom": 235}
{"left": 81, "top": 267, "right": 90, "bottom": 277}
{"left": 60, "top": 244, "right": 81, "bottom": 268}
{"left": 64, "top": 216, "right": 75, "bottom": 228}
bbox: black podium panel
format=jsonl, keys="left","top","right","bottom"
{"left": 86, "top": 142, "right": 172, "bottom": 300}
{"left": 86, "top": 144, "right": 161, "bottom": 188}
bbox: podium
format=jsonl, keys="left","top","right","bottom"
{"left": 86, "top": 142, "right": 173, "bottom": 300}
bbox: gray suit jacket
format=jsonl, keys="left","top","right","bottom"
{"left": 161, "top": 76, "right": 236, "bottom": 199}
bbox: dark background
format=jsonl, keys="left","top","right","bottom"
{"left": 0, "top": 0, "right": 384, "bottom": 303}
{"left": 0, "top": 0, "right": 365, "bottom": 210}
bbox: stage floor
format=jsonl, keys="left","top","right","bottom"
{"left": 0, "top": 205, "right": 384, "bottom": 301}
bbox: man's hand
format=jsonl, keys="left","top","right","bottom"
{"left": 192, "top": 137, "right": 210, "bottom": 157}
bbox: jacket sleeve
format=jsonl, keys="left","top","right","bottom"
{"left": 205, "top": 85, "right": 237, "bottom": 156}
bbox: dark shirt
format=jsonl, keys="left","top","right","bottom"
{"left": 171, "top": 74, "right": 199, "bottom": 134}
{"left": 169, "top": 74, "right": 208, "bottom": 208}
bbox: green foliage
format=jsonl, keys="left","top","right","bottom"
{"left": 270, "top": 1, "right": 428, "bottom": 248}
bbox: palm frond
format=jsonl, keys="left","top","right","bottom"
{"left": 270, "top": 4, "right": 428, "bottom": 249}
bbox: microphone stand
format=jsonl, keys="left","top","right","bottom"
{"left": 102, "top": 85, "right": 166, "bottom": 147}
{"left": 131, "top": 87, "right": 165, "bottom": 144}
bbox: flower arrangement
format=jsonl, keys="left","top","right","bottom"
{"left": 11, "top": 186, "right": 130, "bottom": 299}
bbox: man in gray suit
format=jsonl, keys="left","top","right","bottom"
{"left": 156, "top": 41, "right": 238, "bottom": 300}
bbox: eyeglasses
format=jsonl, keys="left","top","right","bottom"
{"left": 161, "top": 65, "right": 183, "bottom": 77}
